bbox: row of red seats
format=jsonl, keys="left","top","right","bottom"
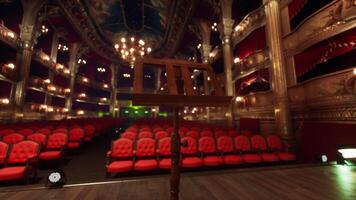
{"left": 106, "top": 135, "right": 295, "bottom": 176}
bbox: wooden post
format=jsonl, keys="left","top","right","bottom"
{"left": 170, "top": 106, "right": 181, "bottom": 200}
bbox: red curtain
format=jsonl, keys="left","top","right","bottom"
{"left": 294, "top": 28, "right": 356, "bottom": 77}
{"left": 234, "top": 27, "right": 266, "bottom": 59}
{"left": 288, "top": 0, "right": 307, "bottom": 19}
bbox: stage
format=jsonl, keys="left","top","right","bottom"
{"left": 1, "top": 164, "right": 355, "bottom": 200}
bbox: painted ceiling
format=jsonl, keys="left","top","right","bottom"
{"left": 83, "top": 0, "right": 174, "bottom": 52}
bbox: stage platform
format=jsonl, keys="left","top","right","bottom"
{"left": 0, "top": 164, "right": 355, "bottom": 200}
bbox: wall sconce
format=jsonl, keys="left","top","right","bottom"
{"left": 6, "top": 31, "right": 15, "bottom": 39}
{"left": 103, "top": 84, "right": 109, "bottom": 88}
{"left": 41, "top": 25, "right": 49, "bottom": 34}
{"left": 78, "top": 93, "right": 86, "bottom": 98}
{"left": 0, "top": 98, "right": 9, "bottom": 105}
{"left": 77, "top": 110, "right": 84, "bottom": 115}
{"left": 78, "top": 59, "right": 87, "bottom": 64}
{"left": 64, "top": 88, "right": 71, "bottom": 93}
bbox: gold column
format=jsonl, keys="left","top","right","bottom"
{"left": 220, "top": 18, "right": 235, "bottom": 127}
{"left": 44, "top": 32, "right": 59, "bottom": 106}
{"left": 201, "top": 44, "right": 211, "bottom": 122}
{"left": 110, "top": 64, "right": 118, "bottom": 117}
{"left": 14, "top": 24, "right": 36, "bottom": 119}
{"left": 264, "top": 0, "right": 293, "bottom": 141}
{"left": 65, "top": 43, "right": 80, "bottom": 117}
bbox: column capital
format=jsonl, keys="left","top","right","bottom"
{"left": 200, "top": 44, "right": 212, "bottom": 64}
{"left": 19, "top": 24, "right": 36, "bottom": 50}
{"left": 220, "top": 18, "right": 235, "bottom": 37}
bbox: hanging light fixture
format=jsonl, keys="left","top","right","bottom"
{"left": 114, "top": 36, "right": 152, "bottom": 68}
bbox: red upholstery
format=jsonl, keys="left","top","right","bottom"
{"left": 186, "top": 131, "right": 200, "bottom": 139}
{"left": 27, "top": 133, "right": 47, "bottom": 146}
{"left": 0, "top": 129, "right": 15, "bottom": 136}
{"left": 166, "top": 127, "right": 173, "bottom": 134}
{"left": 241, "top": 130, "right": 252, "bottom": 137}
{"left": 107, "top": 161, "right": 133, "bottom": 173}
{"left": 39, "top": 151, "right": 61, "bottom": 160}
{"left": 0, "top": 166, "right": 27, "bottom": 181}
{"left": 235, "top": 136, "right": 261, "bottom": 164}
{"left": 227, "top": 130, "right": 239, "bottom": 137}
{"left": 111, "top": 138, "right": 134, "bottom": 158}
{"left": 251, "top": 135, "right": 279, "bottom": 162}
{"left": 217, "top": 136, "right": 242, "bottom": 165}
{"left": 53, "top": 128, "right": 68, "bottom": 134}
{"left": 121, "top": 131, "right": 137, "bottom": 141}
{"left": 200, "top": 130, "right": 213, "bottom": 137}
{"left": 83, "top": 125, "right": 96, "bottom": 140}
{"left": 134, "top": 138, "right": 157, "bottom": 171}
{"left": 140, "top": 127, "right": 151, "bottom": 132}
{"left": 138, "top": 131, "right": 153, "bottom": 139}
{"left": 153, "top": 127, "right": 163, "bottom": 133}
{"left": 0, "top": 141, "right": 9, "bottom": 165}
{"left": 179, "top": 127, "right": 189, "bottom": 133}
{"left": 181, "top": 137, "right": 203, "bottom": 168}
{"left": 2, "top": 133, "right": 24, "bottom": 144}
{"left": 199, "top": 137, "right": 223, "bottom": 166}
{"left": 126, "top": 127, "right": 138, "bottom": 132}
{"left": 158, "top": 138, "right": 171, "bottom": 169}
{"left": 155, "top": 131, "right": 168, "bottom": 140}
{"left": 68, "top": 128, "right": 84, "bottom": 149}
{"left": 266, "top": 135, "right": 296, "bottom": 161}
{"left": 45, "top": 133, "right": 68, "bottom": 149}
{"left": 36, "top": 128, "right": 51, "bottom": 135}
{"left": 214, "top": 130, "right": 226, "bottom": 138}
{"left": 190, "top": 127, "right": 201, "bottom": 132}
{"left": 7, "top": 141, "right": 40, "bottom": 164}
{"left": 18, "top": 129, "right": 33, "bottom": 136}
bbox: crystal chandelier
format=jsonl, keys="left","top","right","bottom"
{"left": 114, "top": 37, "right": 152, "bottom": 68}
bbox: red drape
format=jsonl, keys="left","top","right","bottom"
{"left": 294, "top": 28, "right": 356, "bottom": 77}
{"left": 234, "top": 27, "right": 266, "bottom": 59}
{"left": 288, "top": 0, "right": 307, "bottom": 19}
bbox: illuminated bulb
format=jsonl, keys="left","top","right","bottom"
{"left": 100, "top": 97, "right": 107, "bottom": 101}
{"left": 353, "top": 68, "right": 356, "bottom": 75}
{"left": 235, "top": 96, "right": 243, "bottom": 102}
{"left": 114, "top": 44, "right": 119, "bottom": 49}
{"left": 1, "top": 98, "right": 9, "bottom": 104}
{"left": 207, "top": 76, "right": 211, "bottom": 81}
{"left": 64, "top": 69, "right": 70, "bottom": 74}
{"left": 140, "top": 51, "right": 145, "bottom": 56}
{"left": 184, "top": 110, "right": 187, "bottom": 114}
{"left": 63, "top": 108, "right": 69, "bottom": 112}
{"left": 103, "top": 84, "right": 109, "bottom": 88}
{"left": 152, "top": 108, "right": 157, "bottom": 112}
{"left": 138, "top": 39, "right": 145, "bottom": 45}
{"left": 44, "top": 79, "right": 51, "bottom": 84}
{"left": 121, "top": 37, "right": 126, "bottom": 43}
{"left": 65, "top": 88, "right": 71, "bottom": 93}
{"left": 235, "top": 25, "right": 241, "bottom": 32}
{"left": 147, "top": 47, "right": 152, "bottom": 53}
{"left": 7, "top": 31, "right": 15, "bottom": 38}
{"left": 213, "top": 22, "right": 217, "bottom": 26}
{"left": 160, "top": 87, "right": 164, "bottom": 91}
{"left": 82, "top": 78, "right": 88, "bottom": 82}
{"left": 193, "top": 86, "right": 197, "bottom": 90}
{"left": 123, "top": 44, "right": 127, "bottom": 49}
{"left": 191, "top": 75, "right": 194, "bottom": 79}
{"left": 209, "top": 53, "right": 214, "bottom": 57}
{"left": 114, "top": 108, "right": 119, "bottom": 111}
{"left": 77, "top": 110, "right": 84, "bottom": 115}
{"left": 56, "top": 64, "right": 64, "bottom": 70}
{"left": 197, "top": 43, "right": 201, "bottom": 49}
{"left": 46, "top": 107, "right": 54, "bottom": 112}
{"left": 130, "top": 48, "right": 134, "bottom": 53}
{"left": 234, "top": 57, "right": 241, "bottom": 64}
{"left": 5, "top": 63, "right": 15, "bottom": 69}
{"left": 42, "top": 55, "right": 50, "bottom": 61}
{"left": 79, "top": 93, "right": 86, "bottom": 98}
{"left": 130, "top": 37, "right": 135, "bottom": 42}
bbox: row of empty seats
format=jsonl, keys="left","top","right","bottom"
{"left": 106, "top": 133, "right": 295, "bottom": 176}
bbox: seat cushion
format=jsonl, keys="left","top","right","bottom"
{"left": 39, "top": 151, "right": 61, "bottom": 160}
{"left": 68, "top": 142, "right": 81, "bottom": 149}
{"left": 182, "top": 157, "right": 203, "bottom": 168}
{"left": 223, "top": 155, "right": 243, "bottom": 165}
{"left": 203, "top": 156, "right": 224, "bottom": 166}
{"left": 134, "top": 159, "right": 158, "bottom": 171}
{"left": 0, "top": 166, "right": 26, "bottom": 181}
{"left": 261, "top": 153, "right": 279, "bottom": 162}
{"left": 106, "top": 161, "right": 133, "bottom": 173}
{"left": 278, "top": 152, "right": 296, "bottom": 161}
{"left": 0, "top": 156, "right": 5, "bottom": 165}
{"left": 242, "top": 154, "right": 261, "bottom": 163}
{"left": 159, "top": 158, "right": 171, "bottom": 169}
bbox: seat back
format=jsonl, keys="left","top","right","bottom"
{"left": 126, "top": 127, "right": 138, "bottom": 133}
{"left": 227, "top": 130, "right": 239, "bottom": 137}
{"left": 2, "top": 133, "right": 25, "bottom": 144}
{"left": 135, "top": 138, "right": 156, "bottom": 158}
{"left": 190, "top": 127, "right": 201, "bottom": 132}
{"left": 234, "top": 136, "right": 252, "bottom": 152}
{"left": 53, "top": 128, "right": 68, "bottom": 134}
{"left": 186, "top": 131, "right": 199, "bottom": 140}
{"left": 155, "top": 131, "right": 168, "bottom": 140}
{"left": 179, "top": 127, "right": 189, "bottom": 133}
{"left": 153, "top": 127, "right": 163, "bottom": 133}
{"left": 7, "top": 141, "right": 40, "bottom": 164}
{"left": 111, "top": 138, "right": 133, "bottom": 158}
{"left": 69, "top": 128, "right": 85, "bottom": 141}
{"left": 200, "top": 130, "right": 213, "bottom": 137}
{"left": 18, "top": 128, "right": 33, "bottom": 136}
{"left": 36, "top": 128, "right": 51, "bottom": 135}
{"left": 266, "top": 135, "right": 282, "bottom": 151}
{"left": 181, "top": 137, "right": 198, "bottom": 156}
{"left": 214, "top": 130, "right": 226, "bottom": 138}
{"left": 251, "top": 135, "right": 267, "bottom": 151}
{"left": 166, "top": 127, "right": 174, "bottom": 134}
{"left": 217, "top": 136, "right": 234, "bottom": 153}
{"left": 46, "top": 133, "right": 68, "bottom": 149}
{"left": 158, "top": 137, "right": 171, "bottom": 156}
{"left": 241, "top": 130, "right": 252, "bottom": 137}
{"left": 121, "top": 131, "right": 137, "bottom": 141}
{"left": 0, "top": 129, "right": 15, "bottom": 136}
{"left": 140, "top": 127, "right": 151, "bottom": 132}
{"left": 0, "top": 141, "right": 9, "bottom": 163}
{"left": 138, "top": 131, "right": 153, "bottom": 139}
{"left": 84, "top": 125, "right": 95, "bottom": 136}
{"left": 27, "top": 133, "right": 47, "bottom": 146}
{"left": 199, "top": 136, "right": 218, "bottom": 154}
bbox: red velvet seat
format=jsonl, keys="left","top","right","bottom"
{"left": 241, "top": 130, "right": 252, "bottom": 137}
{"left": 181, "top": 137, "right": 203, "bottom": 168}
{"left": 140, "top": 127, "right": 151, "bottom": 132}
{"left": 39, "top": 133, "right": 68, "bottom": 161}
{"left": 0, "top": 129, "right": 15, "bottom": 136}
{"left": 266, "top": 135, "right": 296, "bottom": 161}
{"left": 138, "top": 131, "right": 153, "bottom": 139}
{"left": 121, "top": 131, "right": 137, "bottom": 141}
{"left": 166, "top": 127, "right": 174, "bottom": 135}
{"left": 83, "top": 125, "right": 96, "bottom": 141}
{"left": 157, "top": 137, "right": 171, "bottom": 169}
{"left": 227, "top": 130, "right": 239, "bottom": 137}
{"left": 186, "top": 130, "right": 200, "bottom": 140}
{"left": 217, "top": 136, "right": 243, "bottom": 165}
{"left": 214, "top": 130, "right": 226, "bottom": 138}
{"left": 190, "top": 127, "right": 201, "bottom": 132}
{"left": 0, "top": 141, "right": 40, "bottom": 182}
{"left": 235, "top": 136, "right": 261, "bottom": 164}
{"left": 2, "top": 133, "right": 24, "bottom": 144}
{"left": 36, "top": 128, "right": 51, "bottom": 136}
{"left": 53, "top": 128, "right": 68, "bottom": 134}
{"left": 18, "top": 129, "right": 33, "bottom": 136}
{"left": 26, "top": 133, "right": 47, "bottom": 147}
{"left": 106, "top": 138, "right": 134, "bottom": 175}
{"left": 153, "top": 127, "right": 163, "bottom": 133}
{"left": 200, "top": 130, "right": 213, "bottom": 137}
{"left": 155, "top": 131, "right": 168, "bottom": 140}
{"left": 68, "top": 128, "right": 85, "bottom": 149}
{"left": 134, "top": 138, "right": 157, "bottom": 171}
{"left": 251, "top": 135, "right": 279, "bottom": 162}
{"left": 0, "top": 141, "right": 9, "bottom": 165}
{"left": 199, "top": 137, "right": 224, "bottom": 166}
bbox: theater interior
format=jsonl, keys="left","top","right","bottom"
{"left": 0, "top": 0, "right": 355, "bottom": 199}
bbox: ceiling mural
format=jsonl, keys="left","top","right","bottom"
{"left": 84, "top": 0, "right": 174, "bottom": 51}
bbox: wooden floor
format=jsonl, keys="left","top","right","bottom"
{"left": 1, "top": 164, "right": 355, "bottom": 200}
